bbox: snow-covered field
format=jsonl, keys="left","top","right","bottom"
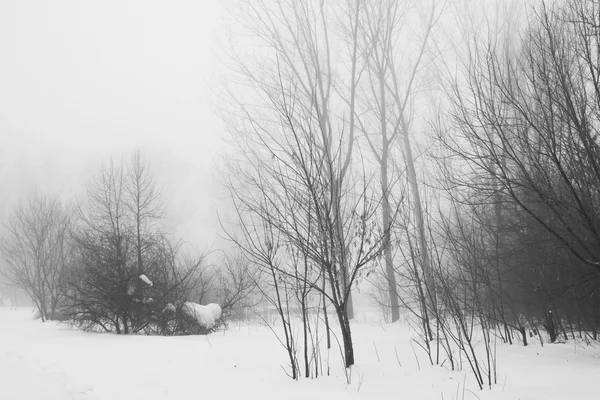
{"left": 1, "top": 307, "right": 598, "bottom": 400}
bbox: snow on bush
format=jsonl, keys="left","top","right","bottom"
{"left": 164, "top": 303, "right": 177, "bottom": 313}
{"left": 181, "top": 302, "right": 221, "bottom": 329}
{"left": 207, "top": 303, "right": 222, "bottom": 321}
{"left": 139, "top": 274, "right": 153, "bottom": 287}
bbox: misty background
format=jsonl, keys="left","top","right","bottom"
{"left": 0, "top": 0, "right": 505, "bottom": 306}
{"left": 0, "top": 0, "right": 228, "bottom": 254}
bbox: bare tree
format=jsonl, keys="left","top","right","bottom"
{"left": 224, "top": 132, "right": 387, "bottom": 369}
{"left": 222, "top": 0, "right": 370, "bottom": 319}
{"left": 67, "top": 159, "right": 135, "bottom": 333}
{"left": 65, "top": 155, "right": 169, "bottom": 333}
{"left": 0, "top": 195, "right": 72, "bottom": 321}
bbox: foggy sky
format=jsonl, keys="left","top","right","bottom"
{"left": 0, "top": 0, "right": 228, "bottom": 252}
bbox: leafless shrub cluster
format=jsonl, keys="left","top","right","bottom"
{"left": 1, "top": 152, "right": 258, "bottom": 336}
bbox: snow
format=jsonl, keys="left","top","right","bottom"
{"left": 1, "top": 307, "right": 599, "bottom": 400}
{"left": 139, "top": 275, "right": 153, "bottom": 287}
{"left": 206, "top": 303, "right": 222, "bottom": 321}
{"left": 163, "top": 303, "right": 176, "bottom": 313}
{"left": 181, "top": 302, "right": 220, "bottom": 329}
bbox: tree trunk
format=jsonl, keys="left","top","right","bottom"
{"left": 401, "top": 124, "right": 434, "bottom": 335}
{"left": 381, "top": 156, "right": 401, "bottom": 323}
{"left": 519, "top": 326, "right": 528, "bottom": 346}
{"left": 322, "top": 275, "right": 331, "bottom": 349}
{"left": 302, "top": 297, "right": 309, "bottom": 378}
{"left": 338, "top": 307, "right": 355, "bottom": 368}
{"left": 545, "top": 311, "right": 556, "bottom": 343}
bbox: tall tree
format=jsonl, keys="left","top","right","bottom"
{"left": 358, "top": 0, "right": 441, "bottom": 323}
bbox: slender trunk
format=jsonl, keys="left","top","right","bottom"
{"left": 402, "top": 126, "right": 435, "bottom": 336}
{"left": 505, "top": 323, "right": 513, "bottom": 345}
{"left": 381, "top": 150, "right": 400, "bottom": 323}
{"left": 322, "top": 274, "right": 331, "bottom": 349}
{"left": 327, "top": 264, "right": 355, "bottom": 367}
{"left": 333, "top": 184, "right": 353, "bottom": 320}
{"left": 519, "top": 326, "right": 528, "bottom": 346}
{"left": 335, "top": 0, "right": 361, "bottom": 320}
{"left": 492, "top": 155, "right": 510, "bottom": 349}
{"left": 302, "top": 295, "right": 309, "bottom": 378}
{"left": 410, "top": 238, "right": 433, "bottom": 341}
{"left": 375, "top": 55, "right": 401, "bottom": 323}
{"left": 337, "top": 306, "right": 355, "bottom": 368}
{"left": 137, "top": 215, "right": 143, "bottom": 281}
{"left": 345, "top": 283, "right": 354, "bottom": 320}
{"left": 271, "top": 265, "right": 297, "bottom": 380}
{"left": 545, "top": 310, "right": 557, "bottom": 343}
{"left": 36, "top": 258, "right": 47, "bottom": 322}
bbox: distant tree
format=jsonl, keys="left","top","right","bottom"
{"left": 356, "top": 0, "right": 442, "bottom": 325}
{"left": 0, "top": 195, "right": 72, "bottom": 321}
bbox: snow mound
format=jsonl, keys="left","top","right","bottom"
{"left": 181, "top": 302, "right": 221, "bottom": 329}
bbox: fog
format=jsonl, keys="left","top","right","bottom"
{"left": 0, "top": 0, "right": 227, "bottom": 250}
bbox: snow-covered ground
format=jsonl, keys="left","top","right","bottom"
{"left": 1, "top": 307, "right": 598, "bottom": 400}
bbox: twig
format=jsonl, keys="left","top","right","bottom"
{"left": 356, "top": 371, "right": 365, "bottom": 392}
{"left": 373, "top": 342, "right": 381, "bottom": 362}
{"left": 394, "top": 344, "right": 402, "bottom": 367}
{"left": 411, "top": 340, "right": 421, "bottom": 370}
{"left": 464, "top": 389, "right": 481, "bottom": 400}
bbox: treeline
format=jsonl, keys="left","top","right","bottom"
{"left": 0, "top": 152, "right": 256, "bottom": 335}
{"left": 434, "top": 0, "right": 600, "bottom": 344}
{"left": 384, "top": 2, "right": 600, "bottom": 387}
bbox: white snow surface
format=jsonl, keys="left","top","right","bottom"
{"left": 139, "top": 275, "right": 153, "bottom": 287}
{"left": 181, "top": 302, "right": 220, "bottom": 329}
{"left": 1, "top": 307, "right": 599, "bottom": 400}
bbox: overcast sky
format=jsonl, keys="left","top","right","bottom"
{"left": 0, "top": 0, "right": 228, "bottom": 252}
